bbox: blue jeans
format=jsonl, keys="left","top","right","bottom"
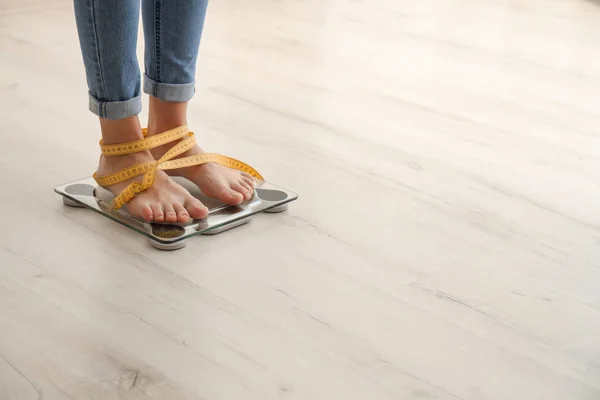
{"left": 73, "top": 0, "right": 208, "bottom": 120}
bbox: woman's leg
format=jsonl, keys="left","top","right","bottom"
{"left": 73, "top": 0, "right": 142, "bottom": 120}
{"left": 142, "top": 0, "right": 255, "bottom": 205}
{"left": 73, "top": 0, "right": 208, "bottom": 222}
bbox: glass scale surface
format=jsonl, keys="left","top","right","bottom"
{"left": 55, "top": 177, "right": 298, "bottom": 250}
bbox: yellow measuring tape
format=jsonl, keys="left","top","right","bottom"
{"left": 93, "top": 125, "right": 263, "bottom": 210}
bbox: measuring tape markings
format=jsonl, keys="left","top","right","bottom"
{"left": 93, "top": 125, "right": 263, "bottom": 210}
{"left": 99, "top": 126, "right": 189, "bottom": 156}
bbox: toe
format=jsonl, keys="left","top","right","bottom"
{"left": 128, "top": 202, "right": 154, "bottom": 222}
{"left": 242, "top": 175, "right": 256, "bottom": 188}
{"left": 211, "top": 181, "right": 243, "bottom": 205}
{"left": 164, "top": 204, "right": 177, "bottom": 223}
{"left": 185, "top": 198, "right": 208, "bottom": 220}
{"left": 173, "top": 203, "right": 190, "bottom": 223}
{"left": 151, "top": 204, "right": 164, "bottom": 222}
{"left": 226, "top": 187, "right": 244, "bottom": 204}
{"left": 139, "top": 205, "right": 154, "bottom": 222}
{"left": 232, "top": 182, "right": 252, "bottom": 201}
{"left": 241, "top": 181, "right": 255, "bottom": 200}
{"left": 241, "top": 180, "right": 254, "bottom": 195}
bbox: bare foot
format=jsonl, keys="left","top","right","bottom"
{"left": 153, "top": 144, "right": 256, "bottom": 205}
{"left": 96, "top": 150, "right": 209, "bottom": 223}
{"left": 148, "top": 138, "right": 256, "bottom": 205}
{"left": 145, "top": 98, "right": 255, "bottom": 205}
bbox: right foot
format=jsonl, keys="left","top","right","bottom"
{"left": 96, "top": 151, "right": 209, "bottom": 223}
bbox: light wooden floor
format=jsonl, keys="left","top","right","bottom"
{"left": 1, "top": 1, "right": 600, "bottom": 399}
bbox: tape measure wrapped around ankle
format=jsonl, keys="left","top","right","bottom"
{"left": 92, "top": 125, "right": 263, "bottom": 210}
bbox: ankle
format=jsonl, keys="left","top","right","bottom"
{"left": 148, "top": 96, "right": 188, "bottom": 136}
{"left": 100, "top": 116, "right": 144, "bottom": 145}
{"left": 147, "top": 120, "right": 187, "bottom": 137}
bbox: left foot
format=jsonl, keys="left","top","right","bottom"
{"left": 149, "top": 133, "right": 256, "bottom": 206}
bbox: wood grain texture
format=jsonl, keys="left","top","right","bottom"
{"left": 0, "top": 0, "right": 599, "bottom": 399}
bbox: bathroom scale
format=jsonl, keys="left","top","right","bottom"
{"left": 55, "top": 177, "right": 297, "bottom": 250}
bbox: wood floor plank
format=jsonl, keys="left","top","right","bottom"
{"left": 1, "top": 0, "right": 599, "bottom": 399}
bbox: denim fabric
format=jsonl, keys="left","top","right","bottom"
{"left": 142, "top": 0, "right": 208, "bottom": 102}
{"left": 73, "top": 0, "right": 208, "bottom": 120}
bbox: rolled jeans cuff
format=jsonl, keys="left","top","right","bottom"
{"left": 88, "top": 92, "right": 142, "bottom": 120}
{"left": 143, "top": 74, "right": 195, "bottom": 102}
